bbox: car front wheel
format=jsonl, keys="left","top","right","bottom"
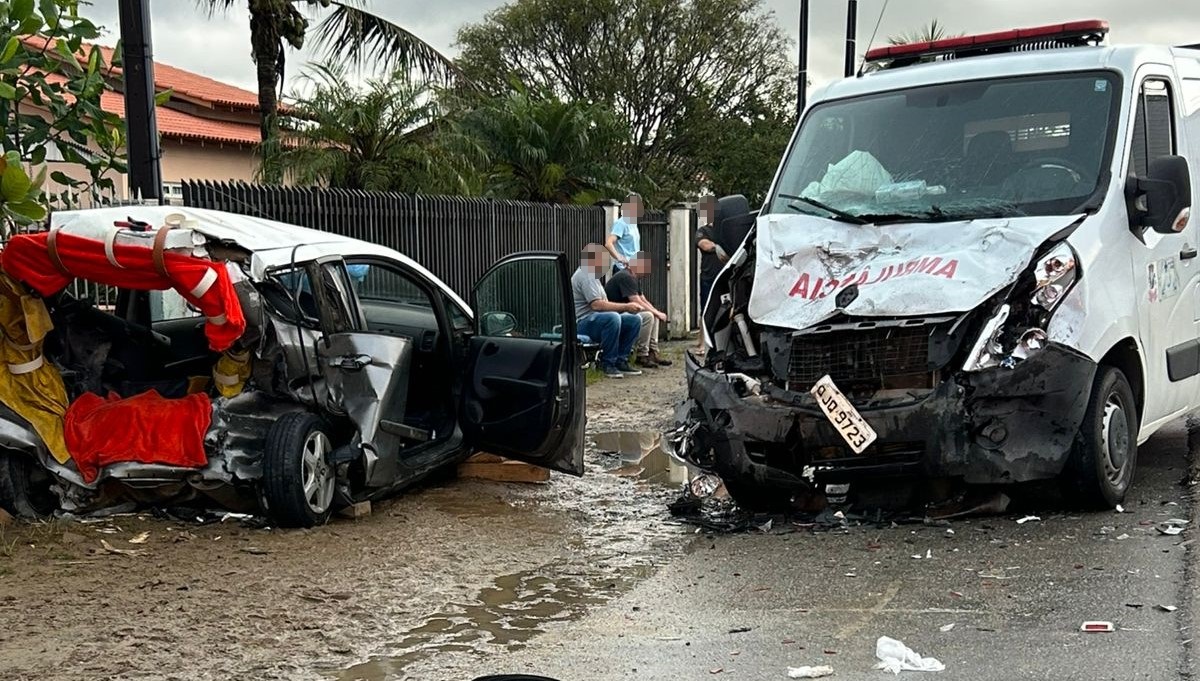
{"left": 1062, "top": 366, "right": 1138, "bottom": 509}
{"left": 263, "top": 412, "right": 337, "bottom": 528}
{"left": 0, "top": 451, "right": 57, "bottom": 519}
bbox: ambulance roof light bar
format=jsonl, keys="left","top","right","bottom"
{"left": 864, "top": 19, "right": 1109, "bottom": 69}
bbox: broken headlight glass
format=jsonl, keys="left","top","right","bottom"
{"left": 962, "top": 242, "right": 1078, "bottom": 372}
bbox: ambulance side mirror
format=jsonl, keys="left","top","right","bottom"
{"left": 1134, "top": 155, "right": 1192, "bottom": 235}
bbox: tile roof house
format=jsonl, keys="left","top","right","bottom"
{"left": 24, "top": 38, "right": 269, "bottom": 204}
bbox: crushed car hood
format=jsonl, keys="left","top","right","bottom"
{"left": 747, "top": 213, "right": 1083, "bottom": 331}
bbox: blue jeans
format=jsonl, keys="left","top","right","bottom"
{"left": 578, "top": 312, "right": 641, "bottom": 369}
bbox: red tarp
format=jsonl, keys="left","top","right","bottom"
{"left": 64, "top": 390, "right": 212, "bottom": 483}
{"left": 1, "top": 228, "right": 245, "bottom": 352}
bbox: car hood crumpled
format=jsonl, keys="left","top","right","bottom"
{"left": 746, "top": 212, "right": 1083, "bottom": 331}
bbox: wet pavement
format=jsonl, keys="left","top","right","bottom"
{"left": 3, "top": 353, "right": 1199, "bottom": 680}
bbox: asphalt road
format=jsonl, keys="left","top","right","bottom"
{"left": 407, "top": 420, "right": 1198, "bottom": 681}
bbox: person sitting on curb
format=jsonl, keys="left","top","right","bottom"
{"left": 605, "top": 252, "right": 673, "bottom": 370}
{"left": 571, "top": 244, "right": 644, "bottom": 378}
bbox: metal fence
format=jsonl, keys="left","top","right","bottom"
{"left": 182, "top": 181, "right": 672, "bottom": 337}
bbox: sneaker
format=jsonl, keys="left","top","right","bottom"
{"left": 616, "top": 360, "right": 643, "bottom": 375}
{"left": 635, "top": 355, "right": 659, "bottom": 369}
{"left": 602, "top": 365, "right": 625, "bottom": 379}
{"left": 649, "top": 350, "right": 673, "bottom": 367}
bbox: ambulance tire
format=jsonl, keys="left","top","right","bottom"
{"left": 1062, "top": 366, "right": 1138, "bottom": 509}
{"left": 0, "top": 451, "right": 57, "bottom": 519}
{"left": 263, "top": 413, "right": 336, "bottom": 528}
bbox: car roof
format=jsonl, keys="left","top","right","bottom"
{"left": 48, "top": 205, "right": 470, "bottom": 312}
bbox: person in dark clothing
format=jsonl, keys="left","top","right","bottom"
{"left": 605, "top": 253, "right": 672, "bottom": 369}
{"left": 694, "top": 194, "right": 723, "bottom": 318}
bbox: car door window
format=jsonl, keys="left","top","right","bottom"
{"left": 1130, "top": 78, "right": 1175, "bottom": 178}
{"left": 344, "top": 261, "right": 440, "bottom": 341}
{"left": 475, "top": 257, "right": 565, "bottom": 339}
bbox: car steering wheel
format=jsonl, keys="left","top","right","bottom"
{"left": 1014, "top": 155, "right": 1093, "bottom": 185}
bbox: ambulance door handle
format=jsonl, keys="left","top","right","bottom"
{"left": 1181, "top": 246, "right": 1197, "bottom": 261}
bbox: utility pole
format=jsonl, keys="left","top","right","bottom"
{"left": 797, "top": 0, "right": 809, "bottom": 115}
{"left": 844, "top": 0, "right": 857, "bottom": 78}
{"left": 118, "top": 0, "right": 162, "bottom": 202}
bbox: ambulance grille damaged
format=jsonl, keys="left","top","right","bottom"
{"left": 864, "top": 20, "right": 1110, "bottom": 70}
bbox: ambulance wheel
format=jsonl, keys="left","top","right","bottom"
{"left": 263, "top": 413, "right": 336, "bottom": 528}
{"left": 1062, "top": 366, "right": 1138, "bottom": 509}
{"left": 0, "top": 451, "right": 57, "bottom": 519}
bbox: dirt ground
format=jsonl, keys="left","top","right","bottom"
{"left": 0, "top": 343, "right": 692, "bottom": 681}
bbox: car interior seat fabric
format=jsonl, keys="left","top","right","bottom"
{"left": 64, "top": 389, "right": 212, "bottom": 483}
{"left": 0, "top": 273, "right": 71, "bottom": 464}
{"left": 2, "top": 229, "right": 246, "bottom": 352}
{"left": 964, "top": 131, "right": 1016, "bottom": 188}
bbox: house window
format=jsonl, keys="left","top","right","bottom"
{"left": 162, "top": 182, "right": 184, "bottom": 203}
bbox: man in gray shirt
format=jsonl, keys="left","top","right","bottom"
{"left": 572, "top": 244, "right": 644, "bottom": 378}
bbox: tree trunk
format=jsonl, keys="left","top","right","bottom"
{"left": 248, "top": 1, "right": 283, "bottom": 182}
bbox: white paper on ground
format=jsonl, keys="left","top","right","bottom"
{"left": 787, "top": 665, "right": 835, "bottom": 679}
{"left": 875, "top": 636, "right": 946, "bottom": 674}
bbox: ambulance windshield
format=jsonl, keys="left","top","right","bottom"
{"left": 768, "top": 71, "right": 1121, "bottom": 223}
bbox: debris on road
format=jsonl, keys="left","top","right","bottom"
{"left": 98, "top": 539, "right": 143, "bottom": 557}
{"left": 239, "top": 547, "right": 270, "bottom": 556}
{"left": 1080, "top": 621, "right": 1115, "bottom": 633}
{"left": 1156, "top": 519, "right": 1188, "bottom": 536}
{"left": 939, "top": 623, "right": 956, "bottom": 632}
{"left": 874, "top": 636, "right": 945, "bottom": 674}
{"left": 128, "top": 532, "right": 150, "bottom": 544}
{"left": 1115, "top": 504, "right": 1125, "bottom": 513}
{"left": 925, "top": 491, "right": 1010, "bottom": 520}
{"left": 729, "top": 627, "right": 753, "bottom": 634}
{"left": 337, "top": 501, "right": 372, "bottom": 520}
{"left": 459, "top": 453, "right": 551, "bottom": 483}
{"left": 1016, "top": 516, "right": 1041, "bottom": 524}
{"left": 1157, "top": 605, "right": 1178, "bottom": 612}
{"left": 787, "top": 665, "right": 835, "bottom": 678}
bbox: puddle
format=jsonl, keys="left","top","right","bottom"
{"left": 326, "top": 430, "right": 690, "bottom": 681}
{"left": 590, "top": 430, "right": 696, "bottom": 486}
{"left": 334, "top": 562, "right": 654, "bottom": 681}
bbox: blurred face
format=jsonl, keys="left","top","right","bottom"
{"left": 631, "top": 254, "right": 651, "bottom": 276}
{"left": 698, "top": 197, "right": 717, "bottom": 226}
{"left": 623, "top": 197, "right": 643, "bottom": 222}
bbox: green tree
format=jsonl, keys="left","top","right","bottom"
{"left": 197, "top": 0, "right": 457, "bottom": 176}
{"left": 455, "top": 0, "right": 794, "bottom": 205}
{"left": 440, "top": 85, "right": 630, "bottom": 204}
{"left": 0, "top": 0, "right": 126, "bottom": 233}
{"left": 264, "top": 63, "right": 435, "bottom": 192}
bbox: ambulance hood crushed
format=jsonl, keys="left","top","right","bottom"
{"left": 747, "top": 213, "right": 1083, "bottom": 330}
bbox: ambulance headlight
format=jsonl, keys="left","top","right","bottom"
{"left": 962, "top": 243, "right": 1079, "bottom": 372}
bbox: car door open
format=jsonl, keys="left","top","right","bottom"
{"left": 461, "top": 252, "right": 585, "bottom": 475}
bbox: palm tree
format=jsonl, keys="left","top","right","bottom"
{"left": 263, "top": 63, "right": 436, "bottom": 192}
{"left": 887, "top": 19, "right": 957, "bottom": 46}
{"left": 196, "top": 1, "right": 457, "bottom": 174}
{"left": 443, "top": 86, "right": 631, "bottom": 204}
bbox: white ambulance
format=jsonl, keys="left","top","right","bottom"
{"left": 673, "top": 20, "right": 1200, "bottom": 509}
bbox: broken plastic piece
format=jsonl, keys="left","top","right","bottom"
{"left": 1080, "top": 621, "right": 1114, "bottom": 632}
{"left": 787, "top": 666, "right": 835, "bottom": 679}
{"left": 1016, "top": 515, "right": 1041, "bottom": 524}
{"left": 875, "top": 636, "right": 945, "bottom": 674}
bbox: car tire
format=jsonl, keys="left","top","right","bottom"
{"left": 1061, "top": 366, "right": 1138, "bottom": 509}
{"left": 263, "top": 412, "right": 337, "bottom": 528}
{"left": 0, "top": 451, "right": 57, "bottom": 519}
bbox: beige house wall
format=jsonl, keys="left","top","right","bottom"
{"left": 160, "top": 140, "right": 259, "bottom": 184}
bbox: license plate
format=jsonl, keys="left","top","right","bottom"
{"left": 810, "top": 375, "right": 878, "bottom": 454}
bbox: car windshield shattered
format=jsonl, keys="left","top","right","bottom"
{"left": 767, "top": 71, "right": 1121, "bottom": 223}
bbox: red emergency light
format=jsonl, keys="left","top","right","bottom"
{"left": 864, "top": 19, "right": 1109, "bottom": 67}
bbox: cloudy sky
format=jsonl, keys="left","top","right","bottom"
{"left": 83, "top": 0, "right": 1200, "bottom": 94}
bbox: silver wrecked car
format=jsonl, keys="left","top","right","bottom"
{"left": 0, "top": 206, "right": 585, "bottom": 527}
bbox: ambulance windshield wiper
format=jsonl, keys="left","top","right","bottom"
{"left": 778, "top": 193, "right": 868, "bottom": 225}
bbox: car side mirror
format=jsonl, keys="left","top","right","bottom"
{"left": 480, "top": 311, "right": 517, "bottom": 337}
{"left": 1132, "top": 155, "right": 1192, "bottom": 234}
